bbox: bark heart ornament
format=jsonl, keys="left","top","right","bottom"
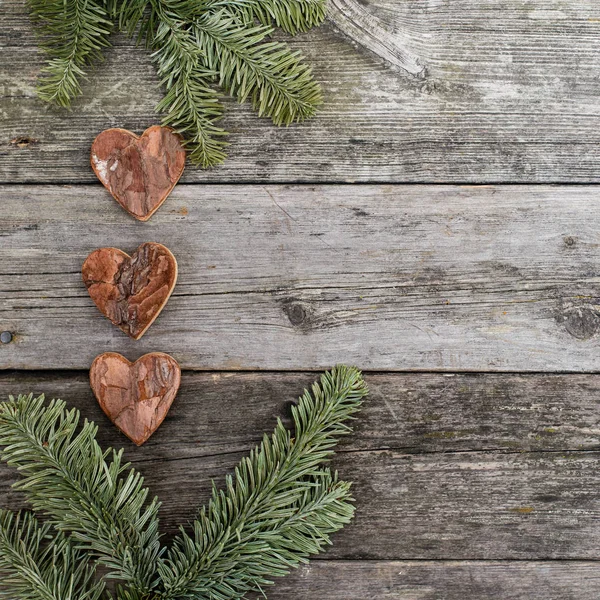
{"left": 82, "top": 242, "right": 178, "bottom": 340}
{"left": 91, "top": 126, "right": 186, "bottom": 221}
{"left": 90, "top": 352, "right": 181, "bottom": 445}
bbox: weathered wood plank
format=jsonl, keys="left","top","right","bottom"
{"left": 328, "top": 0, "right": 426, "bottom": 77}
{"left": 3, "top": 372, "right": 600, "bottom": 559}
{"left": 42, "top": 448, "right": 600, "bottom": 559}
{"left": 2, "top": 372, "right": 600, "bottom": 458}
{"left": 3, "top": 0, "right": 600, "bottom": 182}
{"left": 2, "top": 184, "right": 600, "bottom": 371}
{"left": 249, "top": 561, "right": 600, "bottom": 600}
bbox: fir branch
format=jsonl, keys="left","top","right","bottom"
{"left": 151, "top": 4, "right": 229, "bottom": 167}
{"left": 192, "top": 9, "right": 323, "bottom": 125}
{"left": 0, "top": 510, "right": 103, "bottom": 600}
{"left": 0, "top": 367, "right": 367, "bottom": 600}
{"left": 158, "top": 365, "right": 367, "bottom": 600}
{"left": 0, "top": 395, "right": 162, "bottom": 594}
{"left": 28, "top": 0, "right": 113, "bottom": 107}
{"left": 159, "top": 469, "right": 354, "bottom": 600}
{"left": 28, "top": 0, "right": 327, "bottom": 166}
{"left": 216, "top": 0, "right": 328, "bottom": 34}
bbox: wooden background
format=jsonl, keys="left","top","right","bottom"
{"left": 2, "top": 1, "right": 600, "bottom": 597}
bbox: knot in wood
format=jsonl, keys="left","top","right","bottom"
{"left": 283, "top": 301, "right": 310, "bottom": 328}
{"left": 557, "top": 297, "right": 600, "bottom": 340}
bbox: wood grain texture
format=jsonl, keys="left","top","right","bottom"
{"left": 3, "top": 184, "right": 600, "bottom": 370}
{"left": 328, "top": 0, "right": 426, "bottom": 77}
{"left": 6, "top": 371, "right": 600, "bottom": 459}
{"left": 2, "top": 372, "right": 600, "bottom": 560}
{"left": 90, "top": 352, "right": 181, "bottom": 445}
{"left": 4, "top": 0, "right": 600, "bottom": 593}
{"left": 82, "top": 243, "right": 178, "bottom": 340}
{"left": 91, "top": 126, "right": 186, "bottom": 221}
{"left": 246, "top": 561, "right": 600, "bottom": 600}
{"left": 3, "top": 0, "right": 600, "bottom": 183}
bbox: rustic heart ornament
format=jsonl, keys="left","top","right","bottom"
{"left": 90, "top": 352, "right": 181, "bottom": 446}
{"left": 91, "top": 126, "right": 186, "bottom": 221}
{"left": 82, "top": 242, "right": 178, "bottom": 340}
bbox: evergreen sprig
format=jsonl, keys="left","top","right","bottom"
{"left": 0, "top": 395, "right": 162, "bottom": 594}
{"left": 0, "top": 366, "right": 368, "bottom": 600}
{"left": 158, "top": 365, "right": 366, "bottom": 599}
{"left": 28, "top": 0, "right": 328, "bottom": 167}
{"left": 0, "top": 510, "right": 104, "bottom": 600}
{"left": 27, "top": 0, "right": 113, "bottom": 107}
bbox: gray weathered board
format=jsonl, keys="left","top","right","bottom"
{"left": 3, "top": 184, "right": 600, "bottom": 371}
{"left": 3, "top": 372, "right": 600, "bottom": 599}
{"left": 2, "top": 0, "right": 600, "bottom": 598}
{"left": 3, "top": 0, "right": 600, "bottom": 183}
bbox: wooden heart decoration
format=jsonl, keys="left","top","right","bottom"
{"left": 82, "top": 242, "right": 178, "bottom": 340}
{"left": 90, "top": 352, "right": 181, "bottom": 446}
{"left": 91, "top": 126, "right": 186, "bottom": 221}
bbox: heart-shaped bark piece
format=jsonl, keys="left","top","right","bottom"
{"left": 90, "top": 352, "right": 181, "bottom": 446}
{"left": 91, "top": 126, "right": 186, "bottom": 221}
{"left": 82, "top": 242, "right": 178, "bottom": 340}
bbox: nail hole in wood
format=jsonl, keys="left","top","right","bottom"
{"left": 10, "top": 136, "right": 39, "bottom": 149}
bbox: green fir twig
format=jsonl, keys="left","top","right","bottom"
{"left": 28, "top": 0, "right": 328, "bottom": 167}
{"left": 28, "top": 0, "right": 113, "bottom": 107}
{"left": 0, "top": 366, "right": 368, "bottom": 600}
{"left": 0, "top": 510, "right": 104, "bottom": 600}
{"left": 0, "top": 396, "right": 162, "bottom": 595}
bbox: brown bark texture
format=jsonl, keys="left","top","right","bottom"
{"left": 91, "top": 126, "right": 186, "bottom": 221}
{"left": 89, "top": 351, "right": 181, "bottom": 445}
{"left": 82, "top": 242, "right": 178, "bottom": 340}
